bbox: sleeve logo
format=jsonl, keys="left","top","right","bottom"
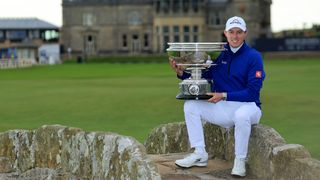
{"left": 255, "top": 71, "right": 262, "bottom": 78}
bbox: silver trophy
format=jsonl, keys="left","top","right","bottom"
{"left": 167, "top": 42, "right": 226, "bottom": 100}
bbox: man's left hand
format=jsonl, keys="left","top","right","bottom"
{"left": 207, "top": 92, "right": 224, "bottom": 103}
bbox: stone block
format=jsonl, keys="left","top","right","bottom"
{"left": 0, "top": 125, "right": 161, "bottom": 179}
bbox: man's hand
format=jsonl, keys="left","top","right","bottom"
{"left": 207, "top": 92, "right": 224, "bottom": 103}
{"left": 169, "top": 58, "right": 184, "bottom": 76}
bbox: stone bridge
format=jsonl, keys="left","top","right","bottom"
{"left": 0, "top": 123, "right": 319, "bottom": 179}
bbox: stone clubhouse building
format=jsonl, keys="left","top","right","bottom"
{"left": 61, "top": 0, "right": 272, "bottom": 56}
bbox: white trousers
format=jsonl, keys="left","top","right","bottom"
{"left": 184, "top": 100, "right": 262, "bottom": 158}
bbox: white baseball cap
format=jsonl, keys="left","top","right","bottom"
{"left": 225, "top": 16, "right": 247, "bottom": 31}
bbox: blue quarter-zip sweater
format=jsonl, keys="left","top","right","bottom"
{"left": 179, "top": 42, "right": 265, "bottom": 108}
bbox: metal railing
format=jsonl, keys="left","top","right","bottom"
{"left": 0, "top": 58, "right": 34, "bottom": 69}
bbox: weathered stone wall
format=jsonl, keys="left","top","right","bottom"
{"left": 0, "top": 125, "right": 161, "bottom": 179}
{"left": 144, "top": 122, "right": 320, "bottom": 180}
{"left": 144, "top": 122, "right": 235, "bottom": 160}
{"left": 1, "top": 123, "right": 319, "bottom": 179}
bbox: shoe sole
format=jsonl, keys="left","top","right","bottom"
{"left": 231, "top": 172, "right": 246, "bottom": 177}
{"left": 175, "top": 162, "right": 208, "bottom": 168}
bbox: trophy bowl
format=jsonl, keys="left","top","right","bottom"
{"left": 167, "top": 42, "right": 226, "bottom": 100}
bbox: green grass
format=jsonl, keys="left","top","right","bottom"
{"left": 0, "top": 58, "right": 319, "bottom": 160}
{"left": 0, "top": 63, "right": 184, "bottom": 142}
{"left": 261, "top": 58, "right": 320, "bottom": 160}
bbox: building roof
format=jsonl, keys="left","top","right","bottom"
{"left": 0, "top": 18, "right": 59, "bottom": 30}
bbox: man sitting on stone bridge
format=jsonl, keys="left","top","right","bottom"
{"left": 169, "top": 16, "right": 266, "bottom": 177}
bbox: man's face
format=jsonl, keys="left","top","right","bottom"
{"left": 224, "top": 27, "right": 247, "bottom": 48}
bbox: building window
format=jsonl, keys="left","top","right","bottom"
{"left": 161, "top": 0, "right": 170, "bottom": 13}
{"left": 155, "top": 0, "right": 161, "bottom": 13}
{"left": 192, "top": 0, "right": 199, "bottom": 12}
{"left": 7, "top": 30, "right": 27, "bottom": 40}
{"left": 193, "top": 25, "right": 198, "bottom": 33}
{"left": 209, "top": 11, "right": 224, "bottom": 27}
{"left": 173, "top": 26, "right": 180, "bottom": 33}
{"left": 193, "top": 35, "right": 198, "bottom": 42}
{"left": 122, "top": 34, "right": 127, "bottom": 47}
{"left": 83, "top": 13, "right": 96, "bottom": 26}
{"left": 0, "top": 30, "right": 4, "bottom": 39}
{"left": 29, "top": 30, "right": 40, "bottom": 39}
{"left": 214, "top": 12, "right": 221, "bottom": 25}
{"left": 184, "top": 35, "right": 190, "bottom": 42}
{"left": 173, "top": 25, "right": 180, "bottom": 42}
{"left": 144, "top": 34, "right": 149, "bottom": 47}
{"left": 184, "top": 26, "right": 190, "bottom": 33}
{"left": 193, "top": 25, "right": 199, "bottom": 42}
{"left": 184, "top": 25, "right": 190, "bottom": 42}
{"left": 128, "top": 11, "right": 141, "bottom": 25}
{"left": 183, "top": 0, "right": 189, "bottom": 12}
{"left": 173, "top": 0, "right": 181, "bottom": 13}
{"left": 174, "top": 35, "right": 180, "bottom": 42}
{"left": 163, "top": 26, "right": 169, "bottom": 34}
{"left": 44, "top": 30, "right": 59, "bottom": 41}
{"left": 163, "top": 35, "right": 170, "bottom": 52}
{"left": 162, "top": 25, "right": 171, "bottom": 52}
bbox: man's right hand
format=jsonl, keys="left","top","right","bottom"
{"left": 169, "top": 58, "right": 184, "bottom": 76}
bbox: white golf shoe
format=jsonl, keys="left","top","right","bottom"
{"left": 231, "top": 157, "right": 246, "bottom": 177}
{"left": 175, "top": 152, "right": 208, "bottom": 168}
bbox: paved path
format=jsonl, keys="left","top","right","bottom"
{"left": 148, "top": 153, "right": 256, "bottom": 180}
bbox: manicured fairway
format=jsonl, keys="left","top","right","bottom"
{"left": 260, "top": 58, "right": 320, "bottom": 160}
{"left": 0, "top": 58, "right": 319, "bottom": 159}
{"left": 0, "top": 63, "right": 183, "bottom": 143}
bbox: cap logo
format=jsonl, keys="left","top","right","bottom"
{"left": 225, "top": 16, "right": 246, "bottom": 31}
{"left": 230, "top": 19, "right": 242, "bottom": 25}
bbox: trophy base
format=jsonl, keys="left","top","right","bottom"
{"left": 176, "top": 93, "right": 212, "bottom": 100}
